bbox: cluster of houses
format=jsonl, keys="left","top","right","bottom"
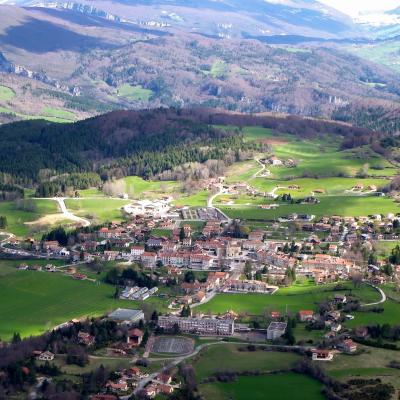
{"left": 142, "top": 372, "right": 179, "bottom": 398}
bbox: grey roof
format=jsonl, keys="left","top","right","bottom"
{"left": 267, "top": 322, "right": 287, "bottom": 331}
{"left": 108, "top": 308, "right": 144, "bottom": 321}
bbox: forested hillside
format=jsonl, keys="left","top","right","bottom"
{"left": 0, "top": 108, "right": 384, "bottom": 190}
{"left": 0, "top": 109, "right": 244, "bottom": 186}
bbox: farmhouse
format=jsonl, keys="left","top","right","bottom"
{"left": 267, "top": 322, "right": 287, "bottom": 340}
{"left": 106, "top": 380, "right": 128, "bottom": 392}
{"left": 298, "top": 310, "right": 314, "bottom": 322}
{"left": 78, "top": 331, "right": 95, "bottom": 346}
{"left": 268, "top": 156, "right": 283, "bottom": 166}
{"left": 312, "top": 349, "right": 334, "bottom": 361}
{"left": 36, "top": 351, "right": 55, "bottom": 361}
{"left": 338, "top": 339, "right": 357, "bottom": 353}
{"left": 126, "top": 328, "right": 144, "bottom": 347}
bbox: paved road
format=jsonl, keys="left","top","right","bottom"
{"left": 361, "top": 283, "right": 387, "bottom": 307}
{"left": 250, "top": 158, "right": 267, "bottom": 180}
{"left": 207, "top": 186, "right": 231, "bottom": 222}
{"left": 55, "top": 198, "right": 91, "bottom": 227}
{"left": 0, "top": 231, "right": 15, "bottom": 246}
{"left": 134, "top": 340, "right": 311, "bottom": 395}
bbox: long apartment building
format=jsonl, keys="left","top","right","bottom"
{"left": 158, "top": 316, "right": 234, "bottom": 336}
{"left": 158, "top": 251, "right": 213, "bottom": 270}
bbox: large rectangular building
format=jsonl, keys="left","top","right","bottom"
{"left": 107, "top": 308, "right": 145, "bottom": 325}
{"left": 267, "top": 322, "right": 287, "bottom": 340}
{"left": 158, "top": 316, "right": 234, "bottom": 336}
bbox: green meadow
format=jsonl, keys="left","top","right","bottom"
{"left": 0, "top": 85, "right": 15, "bottom": 101}
{"left": 0, "top": 199, "right": 59, "bottom": 236}
{"left": 218, "top": 195, "right": 400, "bottom": 220}
{"left": 117, "top": 84, "right": 153, "bottom": 101}
{"left": 41, "top": 106, "right": 76, "bottom": 121}
{"left": 121, "top": 176, "right": 179, "bottom": 198}
{"left": 174, "top": 190, "right": 210, "bottom": 207}
{"left": 241, "top": 126, "right": 396, "bottom": 180}
{"left": 0, "top": 259, "right": 167, "bottom": 340}
{"left": 0, "top": 265, "right": 124, "bottom": 339}
{"left": 324, "top": 346, "right": 400, "bottom": 390}
{"left": 200, "top": 373, "right": 325, "bottom": 400}
{"left": 251, "top": 177, "right": 389, "bottom": 198}
{"left": 193, "top": 344, "right": 322, "bottom": 400}
{"left": 65, "top": 198, "right": 130, "bottom": 223}
{"left": 193, "top": 344, "right": 300, "bottom": 380}
{"left": 196, "top": 283, "right": 379, "bottom": 316}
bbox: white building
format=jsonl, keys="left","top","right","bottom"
{"left": 158, "top": 316, "right": 234, "bottom": 336}
{"left": 267, "top": 322, "right": 287, "bottom": 340}
{"left": 124, "top": 198, "right": 171, "bottom": 218}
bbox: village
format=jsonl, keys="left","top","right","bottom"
{"left": 2, "top": 187, "right": 400, "bottom": 399}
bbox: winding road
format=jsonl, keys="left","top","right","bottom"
{"left": 54, "top": 197, "right": 91, "bottom": 227}
{"left": 133, "top": 340, "right": 312, "bottom": 395}
{"left": 361, "top": 283, "right": 387, "bottom": 307}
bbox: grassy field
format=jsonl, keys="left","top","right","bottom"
{"left": 174, "top": 190, "right": 210, "bottom": 207}
{"left": 0, "top": 85, "right": 15, "bottom": 101}
{"left": 150, "top": 228, "right": 173, "bottom": 238}
{"left": 215, "top": 126, "right": 398, "bottom": 222}
{"left": 241, "top": 127, "right": 396, "bottom": 180}
{"left": 0, "top": 266, "right": 128, "bottom": 339}
{"left": 200, "top": 372, "right": 325, "bottom": 400}
{"left": 347, "top": 299, "right": 400, "bottom": 328}
{"left": 218, "top": 195, "right": 400, "bottom": 220}
{"left": 121, "top": 176, "right": 180, "bottom": 198}
{"left": 324, "top": 346, "right": 400, "bottom": 390}
{"left": 65, "top": 198, "right": 130, "bottom": 223}
{"left": 0, "top": 259, "right": 168, "bottom": 340}
{"left": 347, "top": 41, "right": 400, "bottom": 74}
{"left": 117, "top": 84, "right": 153, "bottom": 101}
{"left": 251, "top": 177, "right": 389, "bottom": 198}
{"left": 196, "top": 283, "right": 379, "bottom": 316}
{"left": 41, "top": 106, "right": 76, "bottom": 121}
{"left": 239, "top": 127, "right": 397, "bottom": 179}
{"left": 224, "top": 160, "right": 261, "bottom": 183}
{"left": 210, "top": 60, "right": 229, "bottom": 78}
{"left": 0, "top": 199, "right": 59, "bottom": 236}
{"left": 192, "top": 344, "right": 301, "bottom": 380}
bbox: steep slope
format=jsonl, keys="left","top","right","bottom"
{"left": 2, "top": 0, "right": 361, "bottom": 39}
{"left": 0, "top": 108, "right": 379, "bottom": 182}
{"left": 0, "top": 3, "right": 398, "bottom": 131}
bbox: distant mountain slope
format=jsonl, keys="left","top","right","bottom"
{"left": 50, "top": 0, "right": 360, "bottom": 39}
{"left": 0, "top": 3, "right": 398, "bottom": 132}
